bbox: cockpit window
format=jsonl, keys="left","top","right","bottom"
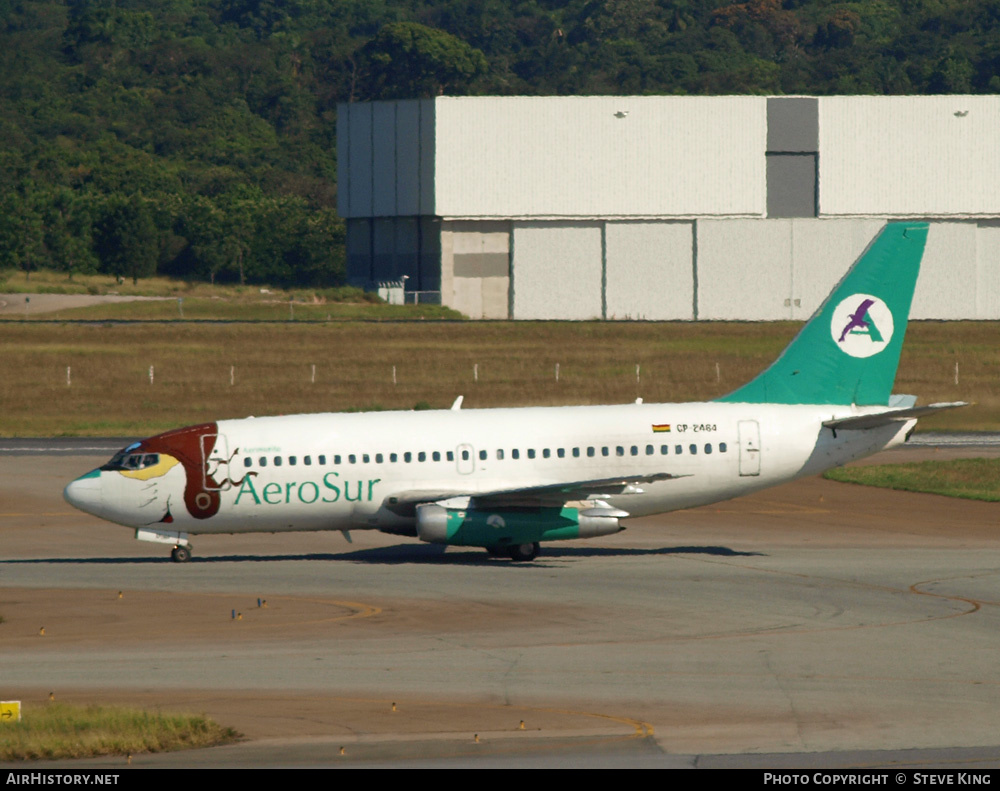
{"left": 101, "top": 451, "right": 160, "bottom": 472}
{"left": 101, "top": 449, "right": 129, "bottom": 471}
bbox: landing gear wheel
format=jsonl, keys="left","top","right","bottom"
{"left": 507, "top": 542, "right": 539, "bottom": 562}
{"left": 171, "top": 545, "right": 191, "bottom": 563}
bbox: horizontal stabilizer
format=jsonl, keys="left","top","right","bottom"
{"left": 822, "top": 402, "right": 969, "bottom": 431}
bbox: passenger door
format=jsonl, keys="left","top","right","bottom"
{"left": 737, "top": 420, "right": 761, "bottom": 477}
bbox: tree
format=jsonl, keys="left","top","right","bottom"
{"left": 93, "top": 194, "right": 159, "bottom": 285}
{"left": 358, "top": 22, "right": 488, "bottom": 100}
{"left": 0, "top": 191, "right": 45, "bottom": 280}
{"left": 179, "top": 196, "right": 228, "bottom": 284}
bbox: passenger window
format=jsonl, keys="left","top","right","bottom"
{"left": 244, "top": 457, "right": 252, "bottom": 468}
{"left": 512, "top": 449, "right": 520, "bottom": 460}
{"left": 557, "top": 448, "right": 565, "bottom": 458}
{"left": 304, "top": 456, "right": 312, "bottom": 466}
{"left": 461, "top": 450, "right": 469, "bottom": 461}
{"left": 348, "top": 454, "right": 356, "bottom": 464}
{"left": 274, "top": 456, "right": 282, "bottom": 466}
{"left": 573, "top": 448, "right": 581, "bottom": 458}
{"left": 433, "top": 451, "right": 441, "bottom": 462}
{"left": 390, "top": 453, "right": 398, "bottom": 463}
{"left": 616, "top": 446, "right": 624, "bottom": 457}
{"left": 675, "top": 445, "right": 683, "bottom": 454}
{"left": 479, "top": 450, "right": 487, "bottom": 461}
{"left": 646, "top": 445, "right": 654, "bottom": 455}
{"left": 404, "top": 452, "right": 412, "bottom": 463}
{"left": 447, "top": 451, "right": 454, "bottom": 462}
{"left": 661, "top": 445, "right": 669, "bottom": 455}
{"left": 376, "top": 454, "right": 383, "bottom": 463}
{"left": 527, "top": 449, "right": 535, "bottom": 459}
{"left": 318, "top": 455, "right": 326, "bottom": 465}
{"left": 587, "top": 447, "right": 594, "bottom": 457}
{"left": 689, "top": 444, "right": 697, "bottom": 455}
{"left": 289, "top": 456, "right": 297, "bottom": 466}
{"left": 497, "top": 449, "right": 505, "bottom": 460}
{"left": 363, "top": 454, "right": 370, "bottom": 464}
{"left": 418, "top": 452, "right": 426, "bottom": 462}
{"left": 720, "top": 442, "right": 728, "bottom": 453}
{"left": 705, "top": 444, "right": 712, "bottom": 454}
{"left": 631, "top": 446, "right": 638, "bottom": 456}
{"left": 543, "top": 448, "right": 550, "bottom": 459}
{"left": 602, "top": 447, "right": 609, "bottom": 457}
{"left": 334, "top": 455, "right": 342, "bottom": 465}
{"left": 259, "top": 457, "right": 267, "bottom": 467}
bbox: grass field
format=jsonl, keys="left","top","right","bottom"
{"left": 825, "top": 458, "right": 1000, "bottom": 501}
{"left": 0, "top": 268, "right": 364, "bottom": 301}
{"left": 0, "top": 269, "right": 462, "bottom": 321}
{"left": 10, "top": 297, "right": 463, "bottom": 321}
{"left": 0, "top": 320, "right": 993, "bottom": 437}
{"left": 0, "top": 703, "right": 237, "bottom": 761}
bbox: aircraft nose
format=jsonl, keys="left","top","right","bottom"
{"left": 64, "top": 469, "right": 103, "bottom": 516}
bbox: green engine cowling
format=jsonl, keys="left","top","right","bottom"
{"left": 415, "top": 503, "right": 624, "bottom": 548}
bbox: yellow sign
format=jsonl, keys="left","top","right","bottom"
{"left": 0, "top": 701, "right": 21, "bottom": 723}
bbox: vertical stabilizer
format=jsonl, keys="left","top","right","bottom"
{"left": 715, "top": 222, "right": 928, "bottom": 406}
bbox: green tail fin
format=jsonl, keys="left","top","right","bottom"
{"left": 715, "top": 222, "right": 928, "bottom": 406}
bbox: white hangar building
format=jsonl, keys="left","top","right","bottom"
{"left": 337, "top": 95, "right": 1000, "bottom": 320}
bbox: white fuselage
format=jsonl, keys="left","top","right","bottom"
{"left": 92, "top": 401, "right": 913, "bottom": 536}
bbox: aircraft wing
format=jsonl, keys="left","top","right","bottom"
{"left": 822, "top": 401, "right": 969, "bottom": 431}
{"left": 384, "top": 472, "right": 686, "bottom": 513}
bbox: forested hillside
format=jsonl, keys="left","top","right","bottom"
{"left": 2, "top": 0, "right": 998, "bottom": 287}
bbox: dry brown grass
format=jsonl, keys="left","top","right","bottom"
{"left": 0, "top": 321, "right": 993, "bottom": 436}
{"left": 0, "top": 702, "right": 237, "bottom": 760}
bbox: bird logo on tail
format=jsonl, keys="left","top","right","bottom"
{"left": 830, "top": 294, "right": 894, "bottom": 358}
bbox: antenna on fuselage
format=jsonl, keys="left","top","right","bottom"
{"left": 451, "top": 396, "right": 464, "bottom": 411}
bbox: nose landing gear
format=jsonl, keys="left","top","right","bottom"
{"left": 135, "top": 528, "right": 192, "bottom": 563}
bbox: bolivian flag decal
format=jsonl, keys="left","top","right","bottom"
{"left": 652, "top": 424, "right": 671, "bottom": 433}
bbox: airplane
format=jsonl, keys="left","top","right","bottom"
{"left": 64, "top": 221, "right": 966, "bottom": 563}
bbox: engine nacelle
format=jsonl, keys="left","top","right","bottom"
{"left": 415, "top": 503, "right": 623, "bottom": 547}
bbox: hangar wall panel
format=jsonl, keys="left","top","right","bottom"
{"left": 433, "top": 96, "right": 766, "bottom": 218}
{"left": 419, "top": 217, "right": 442, "bottom": 293}
{"left": 511, "top": 224, "right": 602, "bottom": 319}
{"left": 787, "top": 219, "right": 885, "bottom": 320}
{"left": 819, "top": 97, "right": 1000, "bottom": 216}
{"left": 696, "top": 219, "right": 887, "bottom": 320}
{"left": 371, "top": 103, "right": 397, "bottom": 217}
{"left": 345, "top": 218, "right": 371, "bottom": 286}
{"left": 441, "top": 222, "right": 510, "bottom": 319}
{"left": 345, "top": 103, "right": 372, "bottom": 218}
{"left": 604, "top": 222, "right": 694, "bottom": 320}
{"left": 697, "top": 220, "right": 794, "bottom": 320}
{"left": 420, "top": 100, "right": 436, "bottom": 215}
{"left": 394, "top": 217, "right": 420, "bottom": 285}
{"left": 395, "top": 101, "right": 422, "bottom": 216}
{"left": 372, "top": 218, "right": 397, "bottom": 282}
{"left": 910, "top": 223, "right": 980, "bottom": 319}
{"left": 976, "top": 225, "right": 1000, "bottom": 319}
{"left": 336, "top": 105, "right": 350, "bottom": 217}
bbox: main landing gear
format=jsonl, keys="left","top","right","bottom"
{"left": 171, "top": 544, "right": 192, "bottom": 563}
{"left": 508, "top": 542, "right": 539, "bottom": 562}
{"left": 487, "top": 542, "right": 540, "bottom": 562}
